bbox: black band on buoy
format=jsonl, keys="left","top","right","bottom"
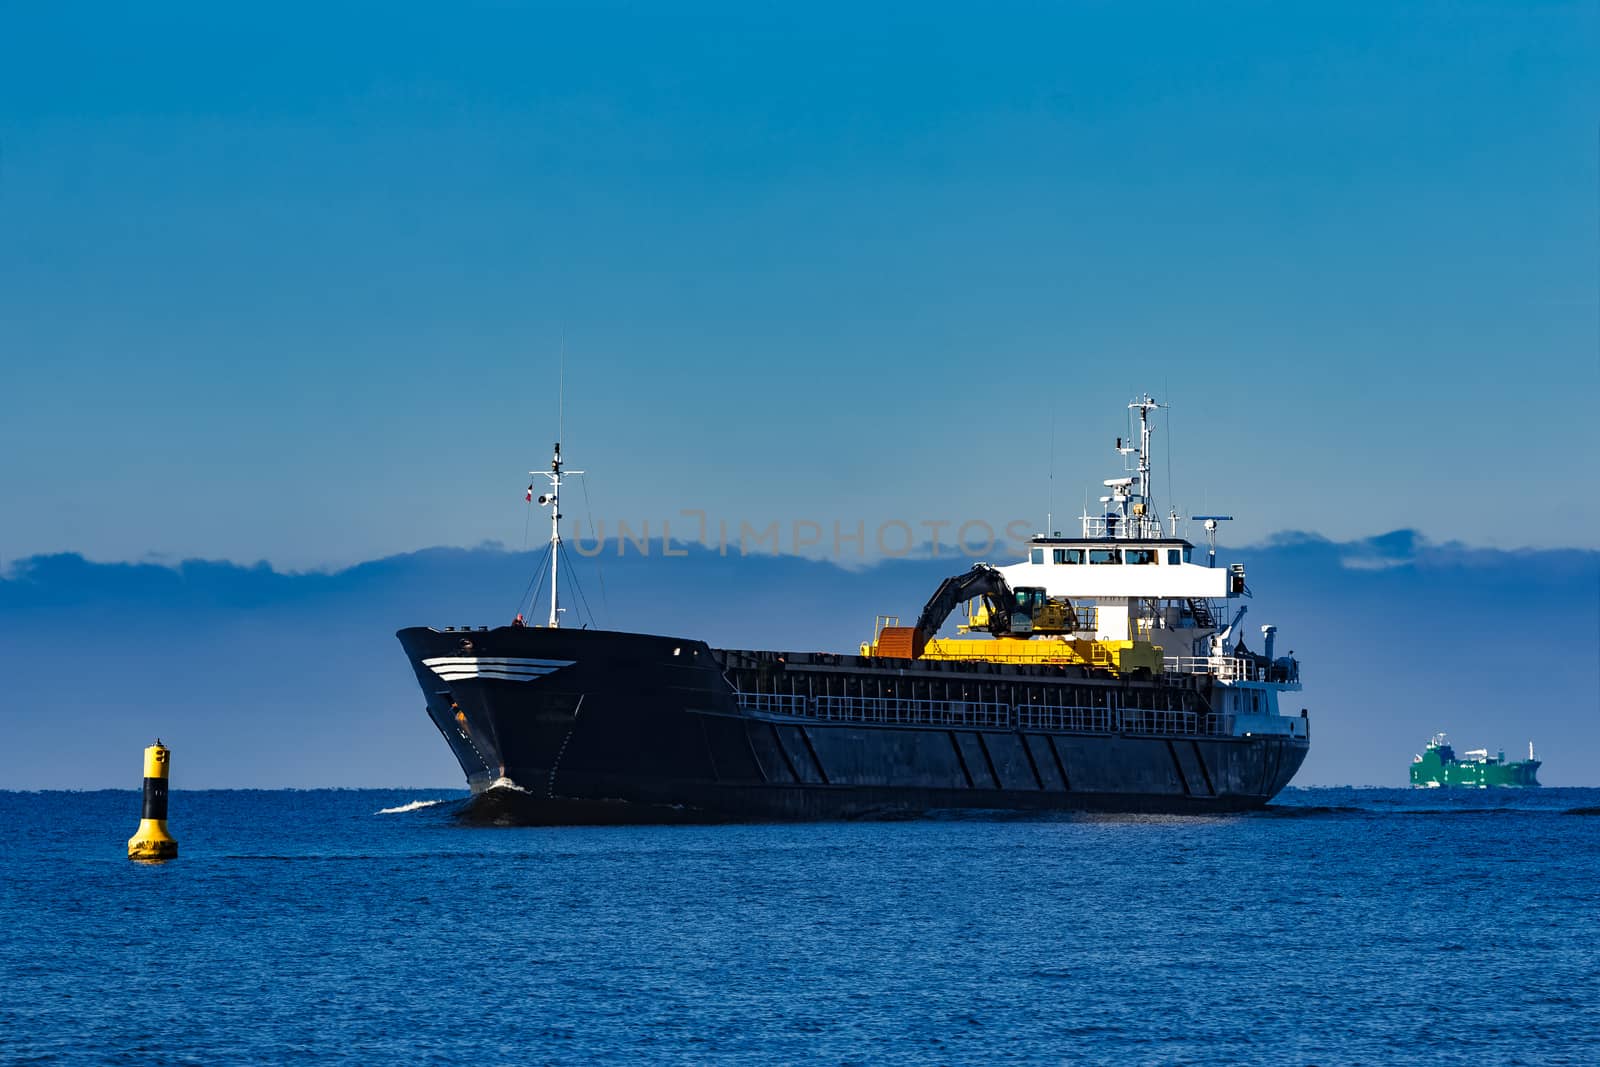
{"left": 141, "top": 777, "right": 169, "bottom": 821}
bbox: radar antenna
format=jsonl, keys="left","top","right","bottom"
{"left": 1191, "top": 515, "right": 1233, "bottom": 568}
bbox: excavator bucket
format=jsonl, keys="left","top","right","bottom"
{"left": 874, "top": 626, "right": 926, "bottom": 659}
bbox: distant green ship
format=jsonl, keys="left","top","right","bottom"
{"left": 1410, "top": 734, "right": 1540, "bottom": 788}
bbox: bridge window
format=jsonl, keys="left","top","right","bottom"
{"left": 1167, "top": 549, "right": 1182, "bottom": 565}
{"left": 1124, "top": 548, "right": 1157, "bottom": 565}
{"left": 1089, "top": 548, "right": 1118, "bottom": 565}
{"left": 1030, "top": 548, "right": 1045, "bottom": 564}
{"left": 1053, "top": 548, "right": 1085, "bottom": 564}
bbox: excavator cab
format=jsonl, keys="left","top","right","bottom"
{"left": 965, "top": 584, "right": 1078, "bottom": 636}
{"left": 1007, "top": 587, "right": 1047, "bottom": 634}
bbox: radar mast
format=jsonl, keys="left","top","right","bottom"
{"left": 1086, "top": 394, "right": 1165, "bottom": 539}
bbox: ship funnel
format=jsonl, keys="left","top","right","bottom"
{"left": 1261, "top": 624, "right": 1277, "bottom": 662}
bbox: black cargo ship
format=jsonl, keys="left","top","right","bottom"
{"left": 398, "top": 624, "right": 1306, "bottom": 821}
{"left": 398, "top": 400, "right": 1310, "bottom": 822}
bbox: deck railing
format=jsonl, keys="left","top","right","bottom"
{"left": 1076, "top": 516, "right": 1166, "bottom": 540}
{"left": 735, "top": 692, "right": 1212, "bottom": 737}
{"left": 1164, "top": 656, "right": 1263, "bottom": 682}
{"left": 1163, "top": 656, "right": 1301, "bottom": 686}
{"left": 814, "top": 696, "right": 1013, "bottom": 729}
{"left": 732, "top": 693, "right": 813, "bottom": 717}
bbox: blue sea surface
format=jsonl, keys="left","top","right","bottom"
{"left": 3, "top": 788, "right": 1598, "bottom": 1065}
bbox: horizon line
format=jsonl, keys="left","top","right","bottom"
{"left": 6, "top": 526, "right": 1600, "bottom": 581}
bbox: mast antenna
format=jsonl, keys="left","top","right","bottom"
{"left": 1047, "top": 416, "right": 1055, "bottom": 534}
{"left": 1127, "top": 394, "right": 1161, "bottom": 539}
{"left": 1164, "top": 395, "right": 1177, "bottom": 536}
{"left": 534, "top": 344, "right": 583, "bottom": 628}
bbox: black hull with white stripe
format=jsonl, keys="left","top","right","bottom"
{"left": 397, "top": 624, "right": 1307, "bottom": 823}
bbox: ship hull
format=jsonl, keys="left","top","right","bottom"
{"left": 1410, "top": 764, "right": 1542, "bottom": 788}
{"left": 399, "top": 625, "right": 1308, "bottom": 823}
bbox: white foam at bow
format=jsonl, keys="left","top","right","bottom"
{"left": 374, "top": 798, "right": 449, "bottom": 815}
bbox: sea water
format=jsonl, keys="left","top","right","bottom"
{"left": 3, "top": 788, "right": 1597, "bottom": 1065}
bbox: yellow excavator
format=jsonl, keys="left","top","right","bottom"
{"left": 861, "top": 563, "right": 1164, "bottom": 675}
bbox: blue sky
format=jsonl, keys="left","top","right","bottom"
{"left": 3, "top": 2, "right": 1596, "bottom": 568}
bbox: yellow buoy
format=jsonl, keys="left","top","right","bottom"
{"left": 127, "top": 740, "right": 178, "bottom": 861}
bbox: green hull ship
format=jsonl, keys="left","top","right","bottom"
{"left": 1410, "top": 734, "right": 1540, "bottom": 788}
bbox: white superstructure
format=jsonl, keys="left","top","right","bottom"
{"left": 998, "top": 395, "right": 1305, "bottom": 739}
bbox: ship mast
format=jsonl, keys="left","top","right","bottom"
{"left": 1112, "top": 394, "right": 1162, "bottom": 540}
{"left": 532, "top": 442, "right": 582, "bottom": 628}
{"left": 1084, "top": 394, "right": 1167, "bottom": 540}
{"left": 1131, "top": 394, "right": 1159, "bottom": 532}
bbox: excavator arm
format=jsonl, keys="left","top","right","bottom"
{"left": 914, "top": 563, "right": 1025, "bottom": 637}
{"left": 874, "top": 564, "right": 1029, "bottom": 659}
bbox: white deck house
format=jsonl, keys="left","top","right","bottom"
{"left": 998, "top": 396, "right": 1304, "bottom": 739}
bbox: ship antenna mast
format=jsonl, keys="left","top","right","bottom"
{"left": 1129, "top": 394, "right": 1161, "bottom": 538}
{"left": 533, "top": 349, "right": 582, "bottom": 628}
{"left": 534, "top": 442, "right": 584, "bottom": 627}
